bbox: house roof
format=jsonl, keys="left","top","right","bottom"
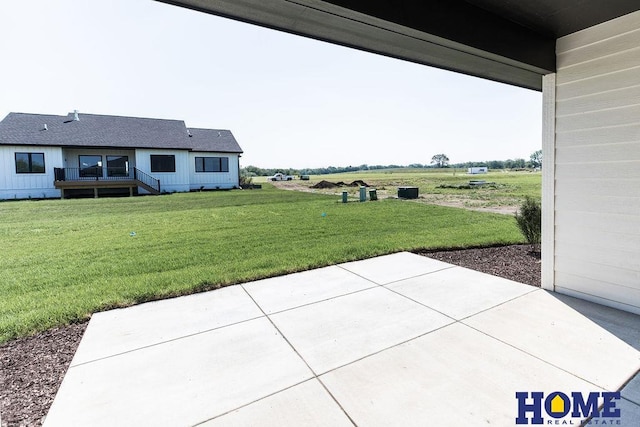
{"left": 0, "top": 112, "right": 243, "bottom": 153}
{"left": 157, "top": 0, "right": 640, "bottom": 90}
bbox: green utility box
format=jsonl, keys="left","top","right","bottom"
{"left": 398, "top": 186, "right": 418, "bottom": 199}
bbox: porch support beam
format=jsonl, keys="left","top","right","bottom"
{"left": 541, "top": 73, "right": 556, "bottom": 291}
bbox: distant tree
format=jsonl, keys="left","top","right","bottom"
{"left": 431, "top": 154, "right": 450, "bottom": 168}
{"left": 488, "top": 160, "right": 505, "bottom": 169}
{"left": 530, "top": 149, "right": 542, "bottom": 169}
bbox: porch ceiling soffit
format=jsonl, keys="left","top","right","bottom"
{"left": 156, "top": 0, "right": 558, "bottom": 91}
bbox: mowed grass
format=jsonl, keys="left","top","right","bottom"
{"left": 1, "top": 186, "right": 524, "bottom": 342}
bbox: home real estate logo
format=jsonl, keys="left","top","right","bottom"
{"left": 515, "top": 391, "right": 621, "bottom": 425}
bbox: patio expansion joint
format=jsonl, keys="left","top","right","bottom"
{"left": 336, "top": 263, "right": 456, "bottom": 287}
{"left": 454, "top": 286, "right": 540, "bottom": 323}
{"left": 189, "top": 378, "right": 335, "bottom": 427}
{"left": 620, "top": 368, "right": 640, "bottom": 406}
{"left": 380, "top": 273, "right": 539, "bottom": 324}
{"left": 314, "top": 320, "right": 456, "bottom": 377}
{"left": 460, "top": 320, "right": 626, "bottom": 393}
{"left": 236, "top": 286, "right": 359, "bottom": 427}
{"left": 69, "top": 314, "right": 265, "bottom": 369}
{"left": 249, "top": 283, "right": 380, "bottom": 317}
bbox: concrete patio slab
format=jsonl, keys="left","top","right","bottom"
{"left": 463, "top": 290, "right": 640, "bottom": 391}
{"left": 70, "top": 285, "right": 263, "bottom": 365}
{"left": 320, "top": 322, "right": 601, "bottom": 426}
{"left": 199, "top": 379, "right": 353, "bottom": 426}
{"left": 44, "top": 317, "right": 313, "bottom": 427}
{"left": 622, "top": 373, "right": 640, "bottom": 405}
{"left": 553, "top": 292, "right": 640, "bottom": 351}
{"left": 387, "top": 266, "right": 536, "bottom": 319}
{"left": 339, "top": 252, "right": 453, "bottom": 285}
{"left": 270, "top": 286, "right": 453, "bottom": 374}
{"left": 44, "top": 252, "right": 640, "bottom": 426}
{"left": 618, "top": 398, "right": 640, "bottom": 426}
{"left": 242, "top": 265, "right": 375, "bottom": 314}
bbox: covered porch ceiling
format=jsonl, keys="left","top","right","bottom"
{"left": 156, "top": 1, "right": 640, "bottom": 91}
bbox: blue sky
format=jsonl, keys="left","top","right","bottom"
{"left": 0, "top": 0, "right": 542, "bottom": 168}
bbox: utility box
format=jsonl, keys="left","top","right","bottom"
{"left": 398, "top": 186, "right": 418, "bottom": 199}
{"left": 359, "top": 186, "right": 367, "bottom": 202}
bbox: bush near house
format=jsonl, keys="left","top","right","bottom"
{"left": 515, "top": 196, "right": 541, "bottom": 247}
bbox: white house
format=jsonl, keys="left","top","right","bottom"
{"left": 0, "top": 111, "right": 243, "bottom": 199}
{"left": 165, "top": 1, "right": 640, "bottom": 315}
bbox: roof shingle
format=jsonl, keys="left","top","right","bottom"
{"left": 0, "top": 112, "right": 243, "bottom": 153}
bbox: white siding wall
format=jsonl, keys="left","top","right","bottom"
{"left": 134, "top": 149, "right": 190, "bottom": 193}
{"left": 188, "top": 152, "right": 239, "bottom": 190}
{"left": 554, "top": 11, "right": 640, "bottom": 314}
{"left": 0, "top": 145, "right": 62, "bottom": 199}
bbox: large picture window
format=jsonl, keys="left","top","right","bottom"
{"left": 195, "top": 156, "right": 229, "bottom": 173}
{"left": 15, "top": 152, "right": 45, "bottom": 174}
{"left": 150, "top": 155, "right": 175, "bottom": 172}
{"left": 79, "top": 155, "right": 103, "bottom": 177}
{"left": 107, "top": 155, "right": 129, "bottom": 177}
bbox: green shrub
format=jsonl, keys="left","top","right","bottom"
{"left": 515, "top": 196, "right": 541, "bottom": 246}
{"left": 239, "top": 174, "right": 253, "bottom": 187}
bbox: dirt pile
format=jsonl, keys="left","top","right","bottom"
{"left": 310, "top": 180, "right": 370, "bottom": 189}
{"left": 311, "top": 180, "right": 339, "bottom": 189}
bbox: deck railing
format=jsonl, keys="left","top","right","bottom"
{"left": 54, "top": 167, "right": 160, "bottom": 193}
{"left": 133, "top": 168, "right": 160, "bottom": 193}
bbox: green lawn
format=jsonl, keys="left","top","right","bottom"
{"left": 1, "top": 186, "right": 524, "bottom": 343}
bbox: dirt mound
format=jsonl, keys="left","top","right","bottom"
{"left": 311, "top": 180, "right": 369, "bottom": 189}
{"left": 311, "top": 180, "right": 339, "bottom": 189}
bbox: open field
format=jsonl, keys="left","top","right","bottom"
{"left": 0, "top": 186, "right": 524, "bottom": 342}
{"left": 258, "top": 169, "right": 541, "bottom": 214}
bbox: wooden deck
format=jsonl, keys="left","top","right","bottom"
{"left": 54, "top": 180, "right": 139, "bottom": 198}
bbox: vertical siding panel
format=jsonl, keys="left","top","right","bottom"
{"left": 0, "top": 145, "right": 62, "bottom": 199}
{"left": 188, "top": 152, "right": 240, "bottom": 189}
{"left": 554, "top": 10, "right": 640, "bottom": 313}
{"left": 135, "top": 149, "right": 190, "bottom": 193}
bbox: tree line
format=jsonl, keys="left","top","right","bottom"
{"left": 242, "top": 150, "right": 542, "bottom": 177}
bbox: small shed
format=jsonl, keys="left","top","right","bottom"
{"left": 467, "top": 167, "right": 488, "bottom": 175}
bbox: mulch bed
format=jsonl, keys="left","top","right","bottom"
{"left": 419, "top": 244, "right": 541, "bottom": 287}
{"left": 0, "top": 244, "right": 539, "bottom": 426}
{"left": 1, "top": 323, "right": 88, "bottom": 427}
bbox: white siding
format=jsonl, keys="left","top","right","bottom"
{"left": 0, "top": 145, "right": 62, "bottom": 199}
{"left": 554, "top": 10, "right": 640, "bottom": 314}
{"left": 188, "top": 152, "right": 240, "bottom": 190}
{"left": 134, "top": 149, "right": 190, "bottom": 193}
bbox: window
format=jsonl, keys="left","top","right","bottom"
{"left": 79, "top": 155, "right": 103, "bottom": 177}
{"left": 15, "top": 152, "right": 45, "bottom": 174}
{"left": 107, "top": 155, "right": 129, "bottom": 177}
{"left": 195, "top": 157, "right": 229, "bottom": 173}
{"left": 150, "top": 155, "right": 175, "bottom": 172}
